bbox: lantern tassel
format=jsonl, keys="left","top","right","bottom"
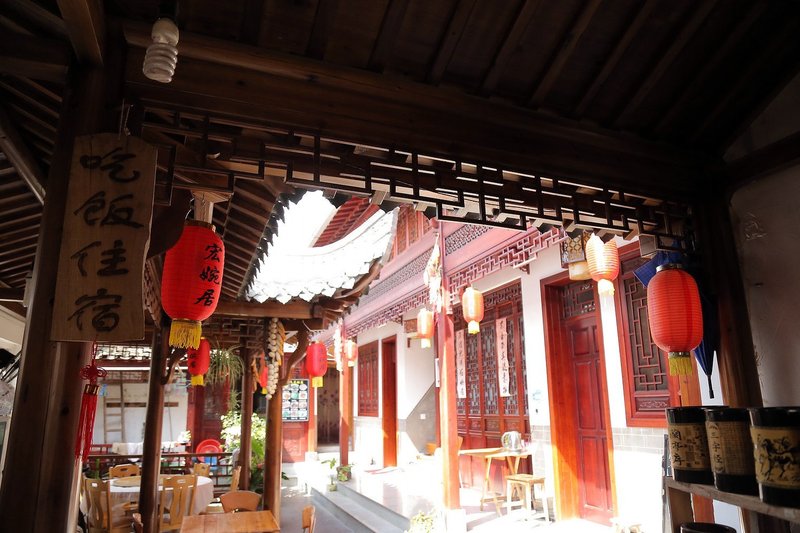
{"left": 668, "top": 352, "right": 693, "bottom": 376}
{"left": 191, "top": 374, "right": 205, "bottom": 386}
{"left": 467, "top": 321, "right": 480, "bottom": 335}
{"left": 169, "top": 319, "right": 202, "bottom": 349}
{"left": 312, "top": 377, "right": 324, "bottom": 388}
{"left": 262, "top": 386, "right": 267, "bottom": 394}
{"left": 421, "top": 339, "right": 431, "bottom": 349}
{"left": 75, "top": 383, "right": 100, "bottom": 462}
{"left": 597, "top": 279, "right": 616, "bottom": 295}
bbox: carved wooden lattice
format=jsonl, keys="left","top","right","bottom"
{"left": 357, "top": 341, "right": 379, "bottom": 417}
{"left": 561, "top": 280, "right": 596, "bottom": 319}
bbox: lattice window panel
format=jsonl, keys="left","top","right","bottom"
{"left": 561, "top": 280, "right": 596, "bottom": 319}
{"left": 466, "top": 333, "right": 481, "bottom": 416}
{"left": 481, "top": 321, "right": 499, "bottom": 415}
{"left": 358, "top": 342, "right": 379, "bottom": 417}
{"left": 519, "top": 313, "right": 529, "bottom": 416}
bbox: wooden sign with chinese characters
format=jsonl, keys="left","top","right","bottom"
{"left": 496, "top": 317, "right": 511, "bottom": 397}
{"left": 51, "top": 134, "right": 156, "bottom": 342}
{"left": 456, "top": 329, "right": 466, "bottom": 399}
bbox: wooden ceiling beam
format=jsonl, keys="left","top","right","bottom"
{"left": 574, "top": 0, "right": 656, "bottom": 117}
{"left": 727, "top": 130, "right": 800, "bottom": 193}
{"left": 215, "top": 300, "right": 323, "bottom": 319}
{"left": 528, "top": 0, "right": 601, "bottom": 108}
{"left": 613, "top": 0, "right": 717, "bottom": 128}
{"left": 306, "top": 0, "right": 338, "bottom": 60}
{"left": 0, "top": 105, "right": 45, "bottom": 203}
{"left": 367, "top": 0, "right": 410, "bottom": 72}
{"left": 0, "top": 287, "right": 24, "bottom": 302}
{"left": 427, "top": 0, "right": 478, "bottom": 85}
{"left": 4, "top": 0, "right": 69, "bottom": 39}
{"left": 481, "top": 0, "right": 541, "bottom": 95}
{"left": 0, "top": 31, "right": 70, "bottom": 83}
{"left": 56, "top": 0, "right": 104, "bottom": 66}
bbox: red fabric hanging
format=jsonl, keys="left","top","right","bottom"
{"left": 162, "top": 221, "right": 225, "bottom": 349}
{"left": 417, "top": 309, "right": 434, "bottom": 348}
{"left": 647, "top": 264, "right": 703, "bottom": 375}
{"left": 75, "top": 359, "right": 107, "bottom": 462}
{"left": 461, "top": 286, "right": 484, "bottom": 334}
{"left": 187, "top": 337, "right": 211, "bottom": 386}
{"left": 258, "top": 365, "right": 268, "bottom": 394}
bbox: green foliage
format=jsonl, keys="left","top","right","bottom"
{"left": 207, "top": 343, "right": 244, "bottom": 389}
{"left": 321, "top": 458, "right": 337, "bottom": 470}
{"left": 405, "top": 511, "right": 439, "bottom": 533}
{"left": 220, "top": 410, "right": 267, "bottom": 470}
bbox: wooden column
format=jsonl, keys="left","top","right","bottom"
{"left": 436, "top": 225, "right": 460, "bottom": 509}
{"left": 139, "top": 323, "right": 168, "bottom": 533}
{"left": 0, "top": 66, "right": 108, "bottom": 531}
{"left": 308, "top": 381, "right": 318, "bottom": 454}
{"left": 338, "top": 364, "right": 351, "bottom": 466}
{"left": 240, "top": 345, "right": 254, "bottom": 490}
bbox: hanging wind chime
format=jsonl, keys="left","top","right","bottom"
{"left": 306, "top": 341, "right": 328, "bottom": 388}
{"left": 586, "top": 234, "right": 620, "bottom": 295}
{"left": 187, "top": 337, "right": 211, "bottom": 386}
{"left": 647, "top": 264, "right": 703, "bottom": 376}
{"left": 75, "top": 346, "right": 107, "bottom": 462}
{"left": 264, "top": 318, "right": 285, "bottom": 399}
{"left": 461, "top": 286, "right": 484, "bottom": 334}
{"left": 417, "top": 308, "right": 435, "bottom": 348}
{"left": 161, "top": 221, "right": 225, "bottom": 349}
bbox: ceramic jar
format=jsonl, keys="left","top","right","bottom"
{"left": 666, "top": 407, "right": 714, "bottom": 484}
{"left": 704, "top": 407, "right": 758, "bottom": 495}
{"left": 749, "top": 407, "right": 800, "bottom": 507}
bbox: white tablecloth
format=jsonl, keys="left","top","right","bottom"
{"left": 110, "top": 441, "right": 186, "bottom": 455}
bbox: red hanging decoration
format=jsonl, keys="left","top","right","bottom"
{"left": 306, "top": 342, "right": 328, "bottom": 388}
{"left": 417, "top": 308, "right": 435, "bottom": 348}
{"left": 344, "top": 340, "right": 358, "bottom": 367}
{"left": 162, "top": 221, "right": 225, "bottom": 349}
{"left": 647, "top": 264, "right": 703, "bottom": 376}
{"left": 461, "top": 286, "right": 484, "bottom": 335}
{"left": 75, "top": 356, "right": 107, "bottom": 462}
{"left": 586, "top": 234, "right": 620, "bottom": 295}
{"left": 258, "top": 365, "right": 268, "bottom": 394}
{"left": 187, "top": 337, "right": 211, "bottom": 386}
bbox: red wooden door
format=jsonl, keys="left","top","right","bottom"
{"left": 567, "top": 316, "right": 613, "bottom": 523}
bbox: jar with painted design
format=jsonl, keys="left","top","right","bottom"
{"left": 704, "top": 407, "right": 758, "bottom": 495}
{"left": 749, "top": 407, "right": 800, "bottom": 507}
{"left": 666, "top": 407, "right": 714, "bottom": 484}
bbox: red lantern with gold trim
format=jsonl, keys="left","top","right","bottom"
{"left": 258, "top": 365, "right": 268, "bottom": 394}
{"left": 647, "top": 264, "right": 703, "bottom": 376}
{"left": 306, "top": 342, "right": 327, "bottom": 388}
{"left": 417, "top": 309, "right": 434, "bottom": 348}
{"left": 162, "top": 221, "right": 225, "bottom": 349}
{"left": 586, "top": 234, "right": 619, "bottom": 295}
{"left": 461, "top": 286, "right": 484, "bottom": 335}
{"left": 344, "top": 340, "right": 358, "bottom": 367}
{"left": 187, "top": 337, "right": 211, "bottom": 386}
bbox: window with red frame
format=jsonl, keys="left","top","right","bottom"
{"left": 357, "top": 341, "right": 379, "bottom": 416}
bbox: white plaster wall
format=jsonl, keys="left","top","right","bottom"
{"left": 0, "top": 307, "right": 24, "bottom": 354}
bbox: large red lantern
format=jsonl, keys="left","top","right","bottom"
{"left": 306, "top": 342, "right": 328, "bottom": 388}
{"left": 586, "top": 234, "right": 619, "bottom": 295}
{"left": 461, "top": 286, "right": 484, "bottom": 335}
{"left": 187, "top": 337, "right": 211, "bottom": 386}
{"left": 647, "top": 264, "right": 703, "bottom": 376}
{"left": 162, "top": 221, "right": 225, "bottom": 349}
{"left": 258, "top": 365, "right": 268, "bottom": 394}
{"left": 344, "top": 340, "right": 358, "bottom": 367}
{"left": 417, "top": 308, "right": 435, "bottom": 349}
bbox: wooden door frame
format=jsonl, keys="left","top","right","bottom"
{"left": 381, "top": 336, "right": 398, "bottom": 467}
{"left": 541, "top": 271, "right": 617, "bottom": 521}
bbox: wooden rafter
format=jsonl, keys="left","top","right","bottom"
{"left": 5, "top": 0, "right": 68, "bottom": 38}
{"left": 613, "top": 0, "right": 717, "bottom": 128}
{"left": 481, "top": 0, "right": 542, "bottom": 95}
{"left": 367, "top": 0, "right": 410, "bottom": 72}
{"left": 727, "top": 130, "right": 800, "bottom": 192}
{"left": 239, "top": 0, "right": 265, "bottom": 46}
{"left": 0, "top": 31, "right": 70, "bottom": 83}
{"left": 527, "top": 0, "right": 601, "bottom": 108}
{"left": 427, "top": 0, "right": 478, "bottom": 84}
{"left": 56, "top": 0, "right": 104, "bottom": 66}
{"left": 0, "top": 105, "right": 45, "bottom": 203}
{"left": 306, "top": 0, "right": 338, "bottom": 60}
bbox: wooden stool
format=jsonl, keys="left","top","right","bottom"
{"left": 505, "top": 474, "right": 549, "bottom": 522}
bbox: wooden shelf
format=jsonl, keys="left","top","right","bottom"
{"left": 665, "top": 477, "right": 800, "bottom": 524}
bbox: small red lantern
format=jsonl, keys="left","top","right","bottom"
{"left": 162, "top": 221, "right": 225, "bottom": 349}
{"left": 306, "top": 342, "right": 328, "bottom": 388}
{"left": 187, "top": 337, "right": 211, "bottom": 386}
{"left": 258, "top": 365, "right": 268, "bottom": 394}
{"left": 417, "top": 309, "right": 435, "bottom": 348}
{"left": 647, "top": 264, "right": 703, "bottom": 376}
{"left": 461, "top": 286, "right": 484, "bottom": 335}
{"left": 344, "top": 340, "right": 358, "bottom": 367}
{"left": 586, "top": 234, "right": 619, "bottom": 295}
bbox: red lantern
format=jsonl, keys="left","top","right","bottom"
{"left": 162, "top": 221, "right": 225, "bottom": 349}
{"left": 647, "top": 264, "right": 703, "bottom": 376}
{"left": 461, "top": 286, "right": 484, "bottom": 335}
{"left": 187, "top": 337, "right": 211, "bottom": 386}
{"left": 417, "top": 309, "right": 434, "bottom": 348}
{"left": 344, "top": 340, "right": 358, "bottom": 367}
{"left": 306, "top": 342, "right": 328, "bottom": 388}
{"left": 258, "top": 365, "right": 268, "bottom": 394}
{"left": 586, "top": 234, "right": 619, "bottom": 295}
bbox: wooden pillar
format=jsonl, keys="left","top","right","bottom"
{"left": 0, "top": 66, "right": 108, "bottom": 531}
{"left": 436, "top": 225, "right": 460, "bottom": 510}
{"left": 338, "top": 364, "right": 351, "bottom": 466}
{"left": 139, "top": 323, "right": 168, "bottom": 533}
{"left": 240, "top": 345, "right": 253, "bottom": 490}
{"left": 308, "top": 381, "right": 318, "bottom": 454}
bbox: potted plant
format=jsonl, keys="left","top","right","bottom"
{"left": 405, "top": 510, "right": 440, "bottom": 533}
{"left": 322, "top": 458, "right": 338, "bottom": 491}
{"left": 336, "top": 464, "right": 352, "bottom": 482}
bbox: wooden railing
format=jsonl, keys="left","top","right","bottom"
{"left": 85, "top": 452, "right": 235, "bottom": 495}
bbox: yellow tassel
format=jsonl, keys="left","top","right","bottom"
{"left": 191, "top": 374, "right": 205, "bottom": 386}
{"left": 468, "top": 321, "right": 480, "bottom": 335}
{"left": 169, "top": 319, "right": 202, "bottom": 349}
{"left": 421, "top": 338, "right": 431, "bottom": 349}
{"left": 261, "top": 387, "right": 267, "bottom": 394}
{"left": 598, "top": 279, "right": 615, "bottom": 295}
{"left": 669, "top": 352, "right": 693, "bottom": 376}
{"left": 312, "top": 377, "right": 323, "bottom": 388}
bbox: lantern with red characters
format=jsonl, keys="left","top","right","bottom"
{"left": 647, "top": 264, "right": 703, "bottom": 376}
{"left": 461, "top": 286, "right": 484, "bottom": 335}
{"left": 187, "top": 337, "right": 211, "bottom": 386}
{"left": 344, "top": 340, "right": 358, "bottom": 367}
{"left": 306, "top": 341, "right": 328, "bottom": 388}
{"left": 585, "top": 234, "right": 620, "bottom": 295}
{"left": 417, "top": 309, "right": 434, "bottom": 348}
{"left": 161, "top": 221, "right": 225, "bottom": 349}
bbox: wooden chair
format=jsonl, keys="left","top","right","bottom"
{"left": 131, "top": 513, "right": 143, "bottom": 533}
{"left": 108, "top": 464, "right": 141, "bottom": 478}
{"left": 83, "top": 478, "right": 130, "bottom": 533}
{"left": 220, "top": 490, "right": 260, "bottom": 513}
{"left": 157, "top": 475, "right": 197, "bottom": 532}
{"left": 192, "top": 462, "right": 211, "bottom": 477}
{"left": 302, "top": 505, "right": 316, "bottom": 533}
{"left": 230, "top": 465, "right": 242, "bottom": 491}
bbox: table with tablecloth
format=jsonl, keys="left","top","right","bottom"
{"left": 110, "top": 441, "right": 186, "bottom": 455}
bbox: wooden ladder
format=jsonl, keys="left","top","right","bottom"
{"left": 103, "top": 381, "right": 125, "bottom": 443}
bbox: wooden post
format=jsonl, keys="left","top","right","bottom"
{"left": 436, "top": 225, "right": 460, "bottom": 510}
{"left": 308, "top": 381, "right": 318, "bottom": 454}
{"left": 0, "top": 66, "right": 109, "bottom": 531}
{"left": 338, "top": 364, "right": 351, "bottom": 467}
{"left": 139, "top": 323, "right": 168, "bottom": 533}
{"left": 240, "top": 345, "right": 253, "bottom": 490}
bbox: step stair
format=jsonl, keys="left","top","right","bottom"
{"left": 311, "top": 483, "right": 408, "bottom": 533}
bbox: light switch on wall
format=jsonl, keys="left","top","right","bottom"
{"left": 420, "top": 413, "right": 426, "bottom": 420}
